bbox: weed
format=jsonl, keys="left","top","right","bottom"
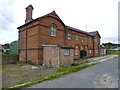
{"left": 19, "top": 73, "right": 28, "bottom": 77}
{"left": 35, "top": 74, "right": 42, "bottom": 77}
{"left": 8, "top": 62, "right": 98, "bottom": 89}
{"left": 57, "top": 67, "right": 69, "bottom": 72}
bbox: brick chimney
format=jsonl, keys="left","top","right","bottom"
{"left": 25, "top": 5, "right": 34, "bottom": 23}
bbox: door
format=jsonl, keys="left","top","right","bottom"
{"left": 80, "top": 50, "right": 87, "bottom": 58}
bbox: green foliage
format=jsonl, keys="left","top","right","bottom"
{"left": 27, "top": 60, "right": 34, "bottom": 65}
{"left": 108, "top": 50, "right": 120, "bottom": 55}
{"left": 102, "top": 42, "right": 120, "bottom": 49}
{"left": 57, "top": 67, "right": 70, "bottom": 72}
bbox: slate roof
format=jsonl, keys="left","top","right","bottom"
{"left": 89, "top": 31, "right": 98, "bottom": 36}
{"left": 65, "top": 26, "right": 93, "bottom": 36}
{"left": 17, "top": 11, "right": 65, "bottom": 29}
{"left": 17, "top": 10, "right": 99, "bottom": 37}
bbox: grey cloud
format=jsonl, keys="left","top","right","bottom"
{"left": 0, "top": 1, "right": 15, "bottom": 31}
{"left": 102, "top": 37, "right": 118, "bottom": 43}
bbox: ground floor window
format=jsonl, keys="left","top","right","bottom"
{"left": 75, "top": 47, "right": 78, "bottom": 56}
{"left": 89, "top": 50, "right": 92, "bottom": 53}
{"left": 95, "top": 50, "right": 98, "bottom": 53}
{"left": 64, "top": 49, "right": 70, "bottom": 56}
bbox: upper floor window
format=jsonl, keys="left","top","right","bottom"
{"left": 89, "top": 38, "right": 92, "bottom": 43}
{"left": 68, "top": 32, "right": 71, "bottom": 40}
{"left": 85, "top": 37, "right": 87, "bottom": 42}
{"left": 75, "top": 35, "right": 78, "bottom": 40}
{"left": 82, "top": 39, "right": 84, "bottom": 43}
{"left": 95, "top": 39, "right": 97, "bottom": 42}
{"left": 50, "top": 26, "right": 56, "bottom": 36}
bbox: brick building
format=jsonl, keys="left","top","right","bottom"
{"left": 17, "top": 5, "right": 101, "bottom": 66}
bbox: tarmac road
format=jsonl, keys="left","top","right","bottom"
{"left": 30, "top": 56, "right": 118, "bottom": 88}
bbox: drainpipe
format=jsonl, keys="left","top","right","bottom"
{"left": 25, "top": 26, "right": 28, "bottom": 63}
{"left": 58, "top": 47, "right": 60, "bottom": 68}
{"left": 93, "top": 37, "right": 94, "bottom": 57}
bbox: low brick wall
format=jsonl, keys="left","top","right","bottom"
{"left": 60, "top": 49, "right": 74, "bottom": 66}
{"left": 43, "top": 46, "right": 74, "bottom": 67}
{"left": 43, "top": 46, "right": 59, "bottom": 67}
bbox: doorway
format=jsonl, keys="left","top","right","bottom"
{"left": 80, "top": 50, "right": 87, "bottom": 58}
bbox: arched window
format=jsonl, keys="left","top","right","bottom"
{"left": 50, "top": 26, "right": 56, "bottom": 36}
{"left": 75, "top": 47, "right": 78, "bottom": 56}
{"left": 68, "top": 32, "right": 71, "bottom": 40}
{"left": 75, "top": 35, "right": 78, "bottom": 40}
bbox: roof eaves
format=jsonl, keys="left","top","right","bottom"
{"left": 66, "top": 26, "right": 93, "bottom": 36}
{"left": 17, "top": 18, "right": 39, "bottom": 29}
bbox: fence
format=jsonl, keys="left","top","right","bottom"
{"left": 2, "top": 54, "right": 19, "bottom": 64}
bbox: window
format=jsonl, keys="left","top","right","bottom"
{"left": 85, "top": 37, "right": 87, "bottom": 42}
{"left": 95, "top": 50, "right": 98, "bottom": 53}
{"left": 89, "top": 38, "right": 92, "bottom": 43}
{"left": 95, "top": 39, "right": 97, "bottom": 42}
{"left": 75, "top": 35, "right": 78, "bottom": 40}
{"left": 68, "top": 32, "right": 71, "bottom": 40}
{"left": 64, "top": 49, "right": 70, "bottom": 56}
{"left": 75, "top": 47, "right": 78, "bottom": 56}
{"left": 89, "top": 50, "right": 92, "bottom": 53}
{"left": 82, "top": 39, "right": 84, "bottom": 42}
{"left": 50, "top": 26, "right": 56, "bottom": 36}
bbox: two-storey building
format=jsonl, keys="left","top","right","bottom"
{"left": 17, "top": 5, "right": 101, "bottom": 66}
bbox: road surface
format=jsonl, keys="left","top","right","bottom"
{"left": 30, "top": 56, "right": 118, "bottom": 88}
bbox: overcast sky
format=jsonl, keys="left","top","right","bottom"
{"left": 0, "top": 0, "right": 119, "bottom": 44}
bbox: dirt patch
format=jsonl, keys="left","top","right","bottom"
{"left": 2, "top": 55, "right": 113, "bottom": 88}
{"left": 2, "top": 63, "right": 58, "bottom": 88}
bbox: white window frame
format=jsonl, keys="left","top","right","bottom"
{"left": 96, "top": 50, "right": 98, "bottom": 53}
{"left": 64, "top": 49, "right": 70, "bottom": 56}
{"left": 82, "top": 39, "right": 84, "bottom": 42}
{"left": 89, "top": 50, "right": 92, "bottom": 53}
{"left": 75, "top": 47, "right": 78, "bottom": 56}
{"left": 50, "top": 26, "right": 56, "bottom": 36}
{"left": 75, "top": 35, "right": 78, "bottom": 40}
{"left": 95, "top": 39, "right": 97, "bottom": 42}
{"left": 85, "top": 37, "right": 87, "bottom": 42}
{"left": 68, "top": 32, "right": 71, "bottom": 40}
{"left": 89, "top": 38, "right": 92, "bottom": 43}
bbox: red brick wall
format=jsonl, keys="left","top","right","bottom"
{"left": 43, "top": 46, "right": 74, "bottom": 67}
{"left": 18, "top": 16, "right": 101, "bottom": 64}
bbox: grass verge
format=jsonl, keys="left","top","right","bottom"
{"left": 7, "top": 62, "right": 98, "bottom": 89}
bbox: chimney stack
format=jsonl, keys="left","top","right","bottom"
{"left": 25, "top": 5, "right": 34, "bottom": 23}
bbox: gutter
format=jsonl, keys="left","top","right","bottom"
{"left": 25, "top": 26, "right": 28, "bottom": 63}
